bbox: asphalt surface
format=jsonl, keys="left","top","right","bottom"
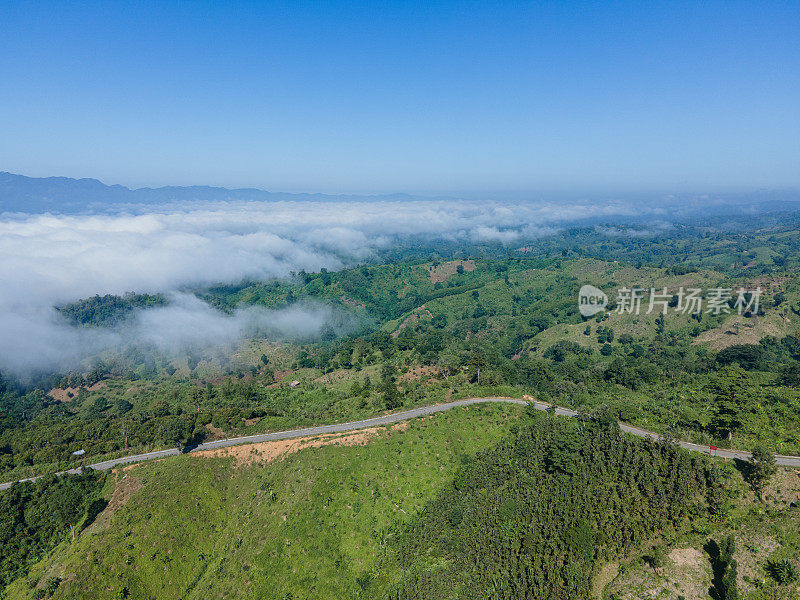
{"left": 2, "top": 397, "right": 798, "bottom": 491}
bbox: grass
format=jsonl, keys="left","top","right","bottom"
{"left": 601, "top": 465, "right": 800, "bottom": 600}
{"left": 9, "top": 402, "right": 523, "bottom": 600}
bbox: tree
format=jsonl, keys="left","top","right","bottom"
{"left": 648, "top": 544, "right": 668, "bottom": 572}
{"left": 720, "top": 559, "right": 739, "bottom": 600}
{"left": 719, "top": 534, "right": 736, "bottom": 565}
{"left": 746, "top": 445, "right": 777, "bottom": 501}
{"left": 708, "top": 368, "right": 752, "bottom": 440}
{"left": 779, "top": 364, "right": 800, "bottom": 387}
{"left": 716, "top": 344, "right": 765, "bottom": 370}
{"left": 381, "top": 379, "right": 401, "bottom": 410}
{"left": 713, "top": 535, "right": 739, "bottom": 600}
{"left": 381, "top": 363, "right": 401, "bottom": 409}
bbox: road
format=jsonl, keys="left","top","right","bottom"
{"left": 2, "top": 397, "right": 799, "bottom": 492}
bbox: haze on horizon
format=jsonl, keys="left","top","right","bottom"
{"left": 1, "top": 1, "right": 799, "bottom": 195}
{"left": 1, "top": 1, "right": 800, "bottom": 376}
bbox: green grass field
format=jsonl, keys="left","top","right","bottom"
{"left": 9, "top": 402, "right": 523, "bottom": 600}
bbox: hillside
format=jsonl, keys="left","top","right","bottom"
{"left": 4, "top": 214, "right": 800, "bottom": 598}
{"left": 6, "top": 403, "right": 523, "bottom": 600}
{"left": 7, "top": 404, "right": 799, "bottom": 600}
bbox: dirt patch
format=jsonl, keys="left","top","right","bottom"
{"left": 692, "top": 276, "right": 790, "bottom": 350}
{"left": 340, "top": 295, "right": 366, "bottom": 309}
{"left": 272, "top": 369, "right": 297, "bottom": 383}
{"left": 47, "top": 381, "right": 107, "bottom": 402}
{"left": 88, "top": 471, "right": 143, "bottom": 532}
{"left": 47, "top": 387, "right": 79, "bottom": 402}
{"left": 204, "top": 422, "right": 226, "bottom": 440}
{"left": 398, "top": 365, "right": 441, "bottom": 383}
{"left": 192, "top": 427, "right": 393, "bottom": 467}
{"left": 315, "top": 369, "right": 354, "bottom": 384}
{"left": 669, "top": 547, "right": 704, "bottom": 568}
{"left": 730, "top": 275, "right": 787, "bottom": 292}
{"left": 694, "top": 313, "right": 788, "bottom": 350}
{"left": 428, "top": 259, "right": 475, "bottom": 284}
{"left": 393, "top": 307, "right": 433, "bottom": 337}
{"left": 592, "top": 561, "right": 619, "bottom": 598}
{"left": 764, "top": 468, "right": 800, "bottom": 508}
{"left": 607, "top": 545, "right": 713, "bottom": 600}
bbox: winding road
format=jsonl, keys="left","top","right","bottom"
{"left": 2, "top": 397, "right": 799, "bottom": 492}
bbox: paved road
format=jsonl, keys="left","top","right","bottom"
{"left": 2, "top": 397, "right": 798, "bottom": 491}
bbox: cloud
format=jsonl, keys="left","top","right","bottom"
{"left": 594, "top": 222, "right": 673, "bottom": 238}
{"left": 0, "top": 294, "right": 350, "bottom": 376}
{"left": 0, "top": 196, "right": 660, "bottom": 376}
{"left": 131, "top": 294, "right": 347, "bottom": 354}
{"left": 471, "top": 226, "right": 521, "bottom": 244}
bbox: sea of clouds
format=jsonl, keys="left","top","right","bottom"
{"left": 0, "top": 197, "right": 647, "bottom": 376}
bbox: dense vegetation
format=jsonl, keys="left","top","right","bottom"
{"left": 382, "top": 410, "right": 722, "bottom": 599}
{"left": 56, "top": 292, "right": 167, "bottom": 327}
{"left": 4, "top": 405, "right": 522, "bottom": 600}
{"left": 0, "top": 470, "right": 105, "bottom": 595}
{"left": 4, "top": 252, "right": 800, "bottom": 482}
{"left": 3, "top": 211, "right": 800, "bottom": 598}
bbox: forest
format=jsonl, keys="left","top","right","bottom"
{"left": 2, "top": 211, "right": 800, "bottom": 598}
{"left": 382, "top": 409, "right": 724, "bottom": 599}
{"left": 0, "top": 470, "right": 105, "bottom": 594}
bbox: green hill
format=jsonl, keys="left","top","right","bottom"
{"left": 7, "top": 403, "right": 522, "bottom": 600}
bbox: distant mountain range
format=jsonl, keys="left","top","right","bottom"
{"left": 0, "top": 171, "right": 422, "bottom": 214}
{"left": 2, "top": 170, "right": 800, "bottom": 217}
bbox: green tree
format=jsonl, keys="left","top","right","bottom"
{"left": 720, "top": 559, "right": 738, "bottom": 600}
{"left": 381, "top": 379, "right": 401, "bottom": 410}
{"left": 746, "top": 445, "right": 777, "bottom": 501}
{"left": 648, "top": 544, "right": 668, "bottom": 572}
{"left": 708, "top": 368, "right": 752, "bottom": 440}
{"left": 779, "top": 363, "right": 800, "bottom": 386}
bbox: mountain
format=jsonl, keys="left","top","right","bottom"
{"left": 3, "top": 170, "right": 800, "bottom": 218}
{"left": 0, "top": 171, "right": 420, "bottom": 214}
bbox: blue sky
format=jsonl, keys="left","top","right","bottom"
{"left": 1, "top": 1, "right": 798, "bottom": 194}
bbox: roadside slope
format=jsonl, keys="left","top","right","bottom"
{"left": 7, "top": 402, "right": 523, "bottom": 600}
{"left": 4, "top": 396, "right": 798, "bottom": 493}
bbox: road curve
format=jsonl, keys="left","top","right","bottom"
{"left": 2, "top": 397, "right": 798, "bottom": 492}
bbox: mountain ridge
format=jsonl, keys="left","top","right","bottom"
{"left": 0, "top": 171, "right": 426, "bottom": 214}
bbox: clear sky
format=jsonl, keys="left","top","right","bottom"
{"left": 1, "top": 1, "right": 798, "bottom": 195}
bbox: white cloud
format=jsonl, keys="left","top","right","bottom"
{"left": 471, "top": 226, "right": 521, "bottom": 244}
{"left": 0, "top": 197, "right": 651, "bottom": 376}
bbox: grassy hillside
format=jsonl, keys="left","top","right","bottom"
{"left": 7, "top": 403, "right": 523, "bottom": 600}
{"left": 5, "top": 212, "right": 800, "bottom": 599}
{"left": 6, "top": 252, "right": 800, "bottom": 484}
{"left": 12, "top": 404, "right": 798, "bottom": 600}
{"left": 602, "top": 466, "right": 800, "bottom": 600}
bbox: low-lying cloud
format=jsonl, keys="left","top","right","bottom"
{"left": 0, "top": 294, "right": 350, "bottom": 376}
{"left": 0, "top": 196, "right": 660, "bottom": 377}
